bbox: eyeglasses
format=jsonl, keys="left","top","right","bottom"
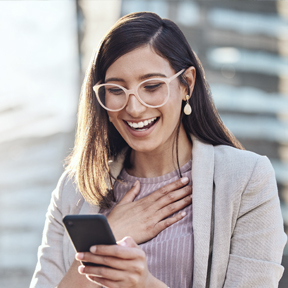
{"left": 93, "top": 69, "right": 185, "bottom": 112}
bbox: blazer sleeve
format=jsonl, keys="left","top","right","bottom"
{"left": 224, "top": 156, "right": 287, "bottom": 287}
{"left": 29, "top": 172, "right": 68, "bottom": 288}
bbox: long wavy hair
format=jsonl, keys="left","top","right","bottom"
{"left": 66, "top": 12, "right": 243, "bottom": 207}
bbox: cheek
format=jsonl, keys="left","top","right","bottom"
{"left": 107, "top": 112, "right": 118, "bottom": 123}
{"left": 170, "top": 84, "right": 185, "bottom": 103}
{"left": 167, "top": 92, "right": 184, "bottom": 115}
{"left": 107, "top": 112, "right": 126, "bottom": 136}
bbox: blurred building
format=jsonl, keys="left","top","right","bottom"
{"left": 0, "top": 1, "right": 81, "bottom": 287}
{"left": 0, "top": 1, "right": 122, "bottom": 287}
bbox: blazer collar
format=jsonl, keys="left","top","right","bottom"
{"left": 191, "top": 136, "right": 215, "bottom": 287}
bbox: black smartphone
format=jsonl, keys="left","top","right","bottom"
{"left": 62, "top": 214, "right": 116, "bottom": 266}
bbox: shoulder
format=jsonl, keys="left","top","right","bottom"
{"left": 214, "top": 144, "right": 274, "bottom": 178}
{"left": 191, "top": 137, "right": 275, "bottom": 194}
{"left": 51, "top": 171, "right": 85, "bottom": 215}
{"left": 213, "top": 145, "right": 277, "bottom": 201}
{"left": 214, "top": 144, "right": 265, "bottom": 165}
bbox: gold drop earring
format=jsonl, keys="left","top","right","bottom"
{"left": 184, "top": 95, "right": 192, "bottom": 115}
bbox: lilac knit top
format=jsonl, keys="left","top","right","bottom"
{"left": 100, "top": 159, "right": 193, "bottom": 287}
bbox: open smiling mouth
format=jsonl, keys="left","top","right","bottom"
{"left": 125, "top": 117, "right": 159, "bottom": 131}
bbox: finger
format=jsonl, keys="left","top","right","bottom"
{"left": 86, "top": 275, "right": 103, "bottom": 285}
{"left": 158, "top": 190, "right": 192, "bottom": 216}
{"left": 155, "top": 210, "right": 189, "bottom": 233}
{"left": 147, "top": 177, "right": 189, "bottom": 202}
{"left": 155, "top": 184, "right": 192, "bottom": 211}
{"left": 79, "top": 264, "right": 123, "bottom": 282}
{"left": 118, "top": 180, "right": 140, "bottom": 204}
{"left": 117, "top": 236, "right": 138, "bottom": 248}
{"left": 77, "top": 249, "right": 146, "bottom": 275}
{"left": 87, "top": 275, "right": 120, "bottom": 288}
{"left": 77, "top": 252, "right": 131, "bottom": 270}
{"left": 87, "top": 243, "right": 143, "bottom": 260}
{"left": 86, "top": 275, "right": 103, "bottom": 286}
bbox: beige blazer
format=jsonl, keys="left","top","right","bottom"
{"left": 30, "top": 137, "right": 287, "bottom": 288}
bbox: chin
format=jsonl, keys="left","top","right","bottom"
{"left": 128, "top": 142, "right": 159, "bottom": 153}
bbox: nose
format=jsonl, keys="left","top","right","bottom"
{"left": 125, "top": 93, "right": 146, "bottom": 116}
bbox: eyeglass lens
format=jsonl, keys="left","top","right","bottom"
{"left": 97, "top": 79, "right": 168, "bottom": 111}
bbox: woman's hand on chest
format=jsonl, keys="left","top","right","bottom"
{"left": 107, "top": 177, "right": 192, "bottom": 244}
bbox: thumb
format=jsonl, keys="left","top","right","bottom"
{"left": 118, "top": 180, "right": 140, "bottom": 204}
{"left": 117, "top": 236, "right": 138, "bottom": 248}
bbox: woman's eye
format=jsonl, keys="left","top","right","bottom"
{"left": 108, "top": 88, "right": 123, "bottom": 95}
{"left": 144, "top": 83, "right": 162, "bottom": 90}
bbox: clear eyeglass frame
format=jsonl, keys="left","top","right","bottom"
{"left": 93, "top": 69, "right": 185, "bottom": 112}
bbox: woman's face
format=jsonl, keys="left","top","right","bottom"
{"left": 105, "top": 45, "right": 189, "bottom": 154}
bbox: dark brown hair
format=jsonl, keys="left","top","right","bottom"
{"left": 66, "top": 12, "right": 243, "bottom": 207}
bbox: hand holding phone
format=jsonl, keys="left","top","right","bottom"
{"left": 63, "top": 214, "right": 116, "bottom": 266}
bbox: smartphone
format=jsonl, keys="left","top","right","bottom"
{"left": 63, "top": 214, "right": 116, "bottom": 266}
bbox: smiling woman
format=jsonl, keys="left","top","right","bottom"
{"left": 102, "top": 47, "right": 191, "bottom": 162}
{"left": 30, "top": 12, "right": 286, "bottom": 288}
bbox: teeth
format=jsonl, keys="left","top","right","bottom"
{"left": 127, "top": 117, "right": 157, "bottom": 129}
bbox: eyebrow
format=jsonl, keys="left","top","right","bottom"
{"left": 105, "top": 77, "right": 124, "bottom": 83}
{"left": 139, "top": 73, "right": 167, "bottom": 80}
{"left": 105, "top": 73, "right": 167, "bottom": 83}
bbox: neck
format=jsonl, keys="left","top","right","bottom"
{"left": 126, "top": 126, "right": 192, "bottom": 178}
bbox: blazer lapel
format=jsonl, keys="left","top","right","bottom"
{"left": 191, "top": 136, "right": 215, "bottom": 288}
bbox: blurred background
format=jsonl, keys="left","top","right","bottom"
{"left": 0, "top": 0, "right": 287, "bottom": 287}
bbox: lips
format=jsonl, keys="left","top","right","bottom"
{"left": 125, "top": 117, "right": 158, "bottom": 131}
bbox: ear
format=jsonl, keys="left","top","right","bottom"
{"left": 181, "top": 66, "right": 196, "bottom": 101}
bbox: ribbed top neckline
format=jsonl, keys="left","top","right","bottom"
{"left": 119, "top": 159, "right": 192, "bottom": 184}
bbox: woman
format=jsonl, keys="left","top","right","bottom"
{"left": 30, "top": 12, "right": 286, "bottom": 288}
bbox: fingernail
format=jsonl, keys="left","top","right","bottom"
{"left": 78, "top": 265, "right": 85, "bottom": 274}
{"left": 181, "top": 211, "right": 187, "bottom": 217}
{"left": 117, "top": 237, "right": 129, "bottom": 247}
{"left": 118, "top": 240, "right": 127, "bottom": 247}
{"left": 76, "top": 252, "right": 84, "bottom": 260}
{"left": 181, "top": 177, "right": 189, "bottom": 184}
{"left": 133, "top": 180, "right": 139, "bottom": 187}
{"left": 90, "top": 246, "right": 96, "bottom": 253}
